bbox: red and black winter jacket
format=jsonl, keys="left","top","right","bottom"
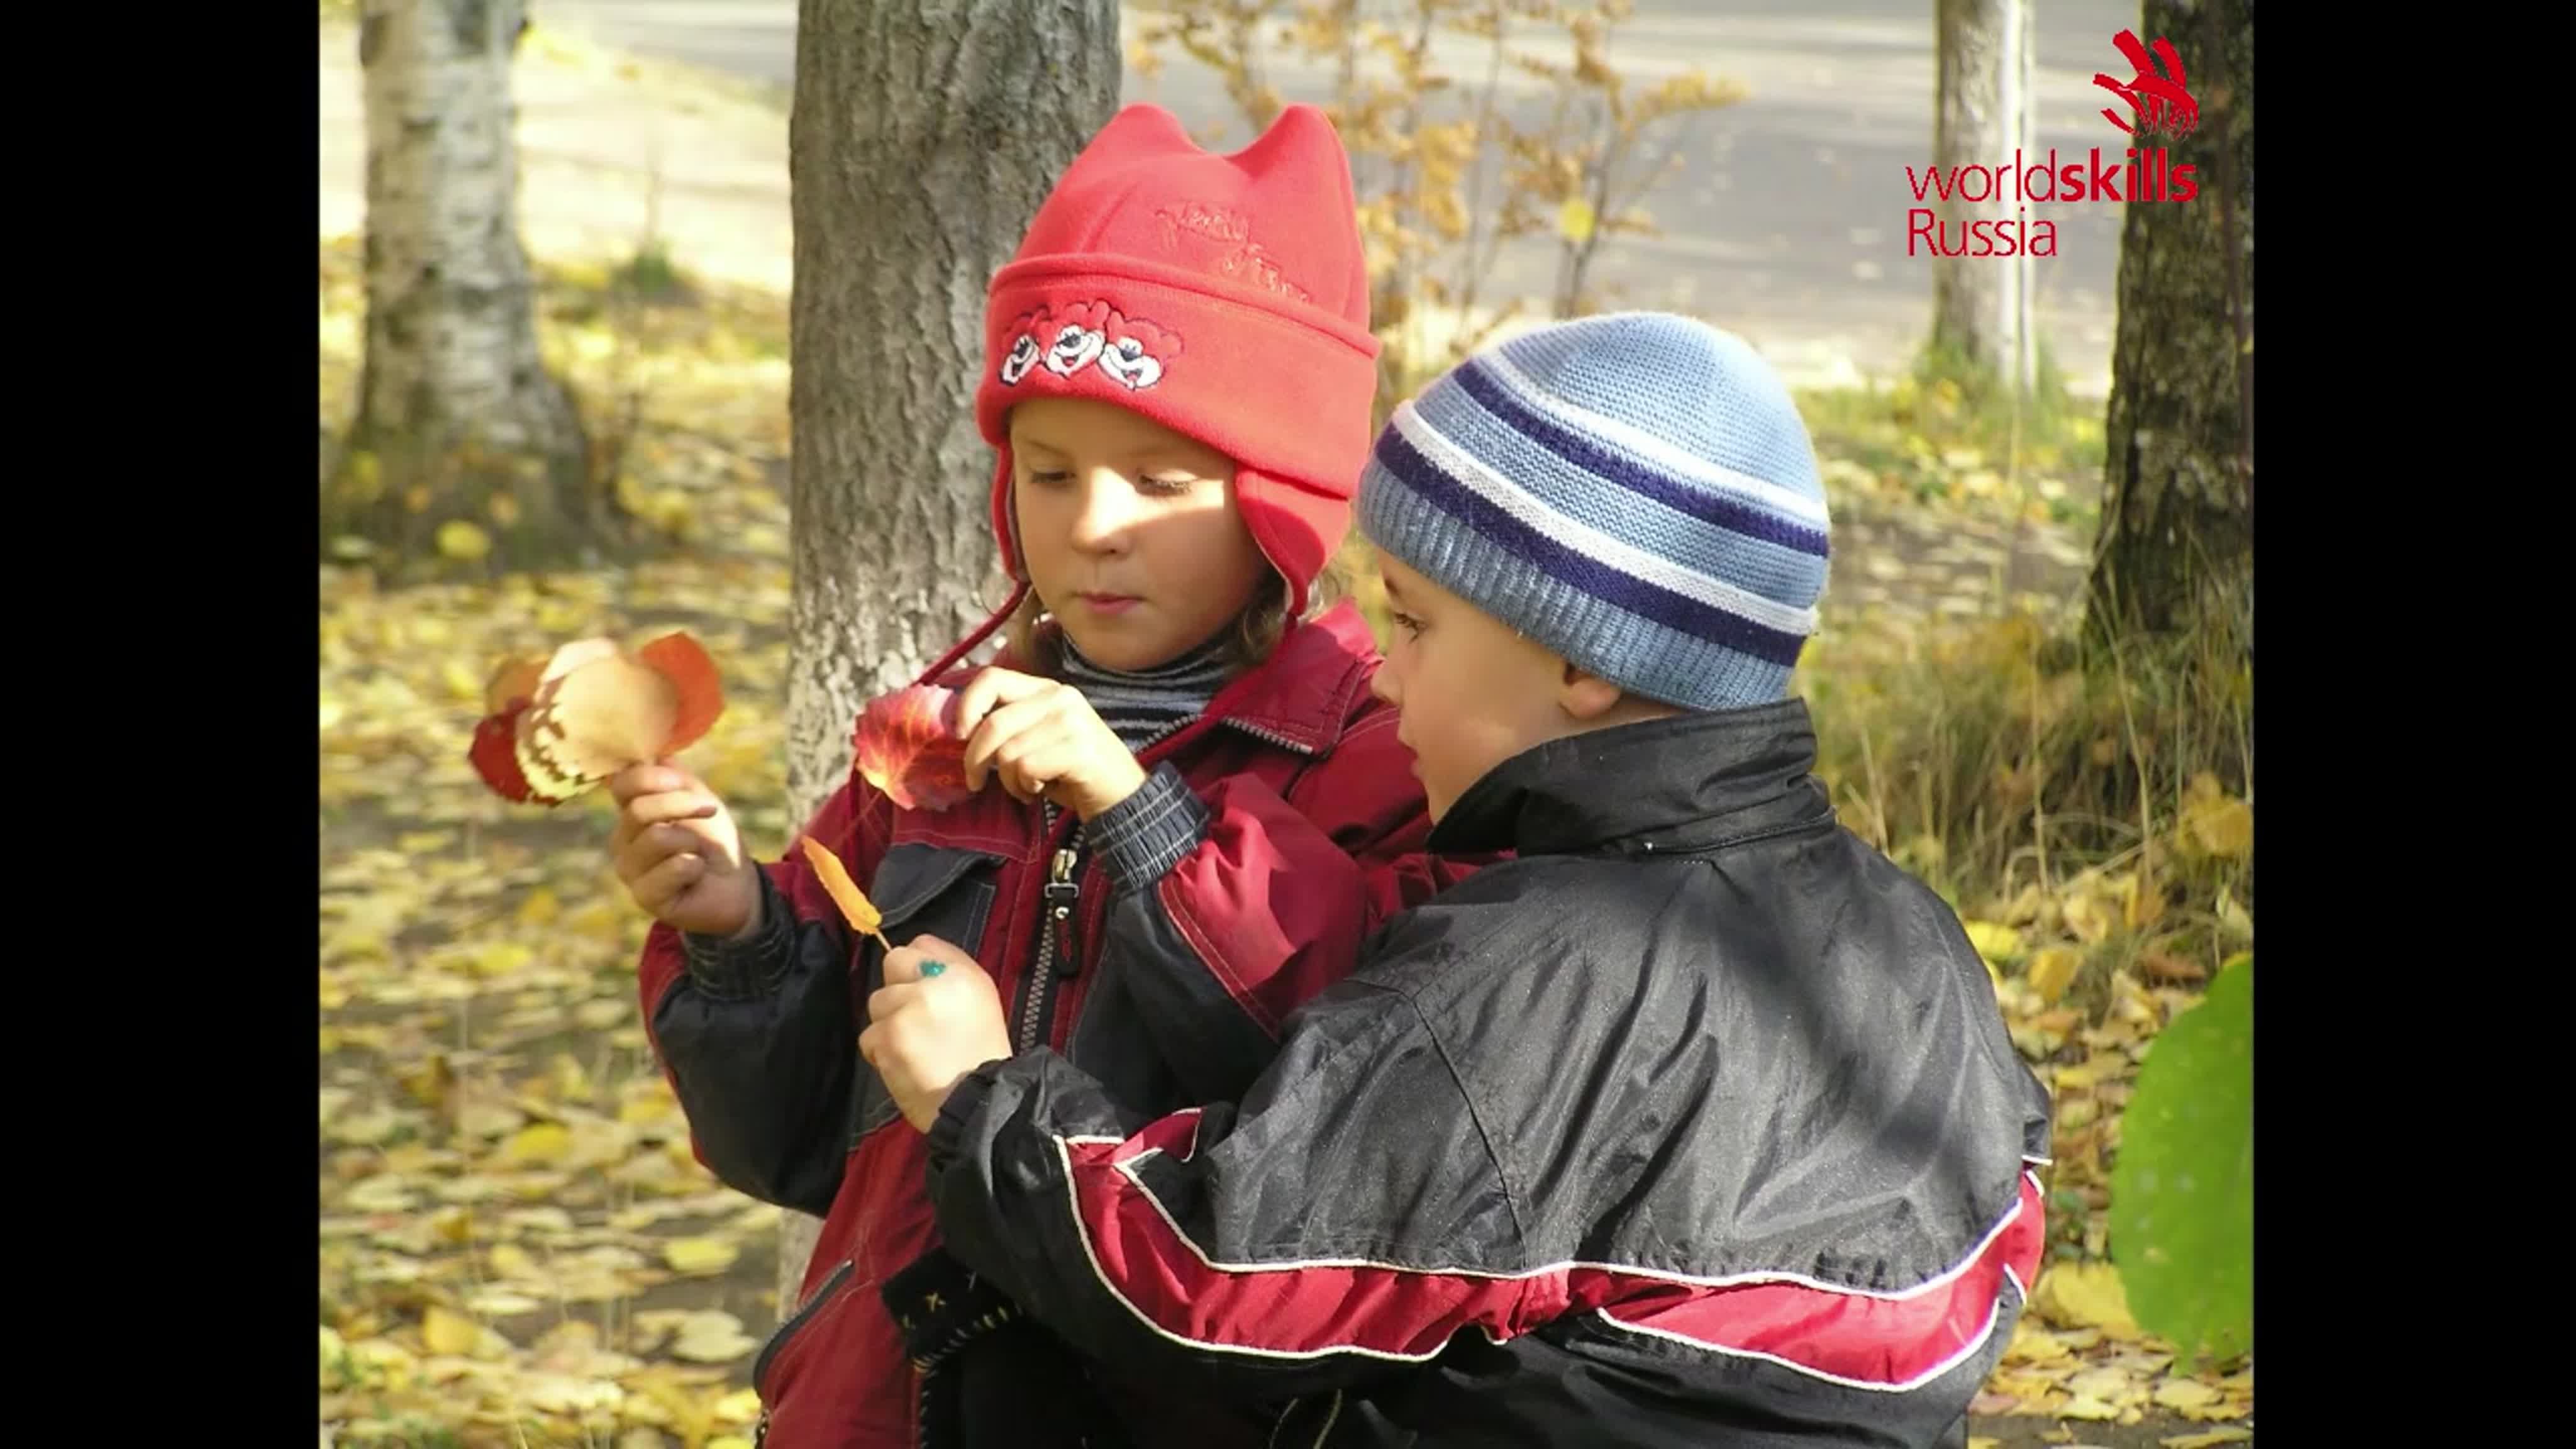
{"left": 636, "top": 601, "right": 1484, "bottom": 1449}
{"left": 921, "top": 701, "right": 2058, "bottom": 1449}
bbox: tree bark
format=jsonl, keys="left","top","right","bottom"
{"left": 775, "top": 0, "right": 1120, "bottom": 1323}
{"left": 332, "top": 0, "right": 596, "bottom": 571}
{"left": 2085, "top": 0, "right": 2253, "bottom": 640}
{"left": 1929, "top": 0, "right": 2034, "bottom": 391}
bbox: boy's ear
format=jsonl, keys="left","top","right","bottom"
{"left": 1557, "top": 663, "right": 1628, "bottom": 722}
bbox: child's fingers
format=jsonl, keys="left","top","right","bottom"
{"left": 614, "top": 822, "right": 704, "bottom": 888}
{"left": 625, "top": 789, "right": 721, "bottom": 828}
{"left": 629, "top": 850, "right": 706, "bottom": 913}
{"left": 951, "top": 667, "right": 1053, "bottom": 741}
{"left": 961, "top": 692, "right": 1052, "bottom": 791}
{"left": 867, "top": 980, "right": 926, "bottom": 1024}
{"left": 609, "top": 763, "right": 700, "bottom": 806}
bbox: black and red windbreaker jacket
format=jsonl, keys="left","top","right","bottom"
{"left": 922, "top": 698, "right": 2057, "bottom": 1448}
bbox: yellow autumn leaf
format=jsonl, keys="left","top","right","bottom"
{"left": 421, "top": 1306, "right": 508, "bottom": 1359}
{"left": 713, "top": 1388, "right": 765, "bottom": 1424}
{"left": 709, "top": 1439, "right": 757, "bottom": 1449}
{"left": 486, "top": 1242, "right": 540, "bottom": 1279}
{"left": 670, "top": 1309, "right": 760, "bottom": 1363}
{"left": 1961, "top": 919, "right": 2023, "bottom": 967}
{"left": 663, "top": 1236, "right": 741, "bottom": 1275}
{"left": 2026, "top": 947, "right": 2080, "bottom": 1005}
{"left": 1557, "top": 196, "right": 1597, "bottom": 243}
{"left": 2063, "top": 884, "right": 2117, "bottom": 944}
{"left": 2185, "top": 791, "right": 2253, "bottom": 860}
{"left": 2029, "top": 1260, "right": 2141, "bottom": 1338}
{"left": 441, "top": 657, "right": 485, "bottom": 701}
{"left": 519, "top": 888, "right": 562, "bottom": 926}
{"left": 436, "top": 519, "right": 492, "bottom": 562}
{"left": 2153, "top": 1379, "right": 2224, "bottom": 1411}
{"left": 2160, "top": 1430, "right": 2253, "bottom": 1448}
{"left": 469, "top": 941, "right": 536, "bottom": 979}
{"left": 505, "top": 1121, "right": 572, "bottom": 1165}
{"left": 2058, "top": 1394, "right": 2123, "bottom": 1421}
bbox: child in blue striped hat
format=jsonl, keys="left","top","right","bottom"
{"left": 880, "top": 313, "right": 2055, "bottom": 1449}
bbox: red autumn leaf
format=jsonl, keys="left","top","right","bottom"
{"left": 470, "top": 708, "right": 534, "bottom": 802}
{"left": 853, "top": 685, "right": 975, "bottom": 812}
{"left": 638, "top": 631, "right": 724, "bottom": 755}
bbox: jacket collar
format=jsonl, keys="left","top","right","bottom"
{"left": 1426, "top": 697, "right": 1837, "bottom": 857}
{"left": 1191, "top": 599, "right": 1380, "bottom": 755}
{"left": 961, "top": 598, "right": 1380, "bottom": 757}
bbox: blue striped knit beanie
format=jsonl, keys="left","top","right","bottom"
{"left": 1355, "top": 313, "right": 1830, "bottom": 712}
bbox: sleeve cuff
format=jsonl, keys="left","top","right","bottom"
{"left": 926, "top": 1057, "right": 1005, "bottom": 1179}
{"left": 1090, "top": 763, "right": 1212, "bottom": 893}
{"left": 680, "top": 870, "right": 796, "bottom": 1001}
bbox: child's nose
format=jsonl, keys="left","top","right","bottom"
{"left": 1069, "top": 473, "right": 1140, "bottom": 550}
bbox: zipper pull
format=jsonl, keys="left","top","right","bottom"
{"left": 754, "top": 1405, "right": 769, "bottom": 1447}
{"left": 1045, "top": 846, "right": 1082, "bottom": 978}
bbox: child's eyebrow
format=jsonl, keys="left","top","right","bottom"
{"left": 1379, "top": 573, "right": 1409, "bottom": 605}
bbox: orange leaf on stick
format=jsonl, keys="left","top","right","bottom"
{"left": 799, "top": 835, "right": 890, "bottom": 953}
{"left": 853, "top": 686, "right": 975, "bottom": 812}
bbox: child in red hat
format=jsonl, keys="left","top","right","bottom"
{"left": 606, "top": 103, "right": 1480, "bottom": 1449}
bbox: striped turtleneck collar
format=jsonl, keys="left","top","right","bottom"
{"left": 1056, "top": 630, "right": 1235, "bottom": 754}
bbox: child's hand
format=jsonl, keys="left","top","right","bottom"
{"left": 608, "top": 763, "right": 760, "bottom": 939}
{"left": 952, "top": 667, "right": 1149, "bottom": 819}
{"left": 861, "top": 935, "right": 1012, "bottom": 1132}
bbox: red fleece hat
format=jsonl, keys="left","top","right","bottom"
{"left": 975, "top": 103, "right": 1380, "bottom": 621}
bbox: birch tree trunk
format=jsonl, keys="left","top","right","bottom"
{"left": 1929, "top": 0, "right": 2035, "bottom": 392}
{"left": 774, "top": 0, "right": 1121, "bottom": 1323}
{"left": 2086, "top": 0, "right": 2253, "bottom": 640}
{"left": 331, "top": 0, "right": 596, "bottom": 572}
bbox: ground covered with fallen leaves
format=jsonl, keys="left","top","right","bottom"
{"left": 319, "top": 234, "right": 2249, "bottom": 1448}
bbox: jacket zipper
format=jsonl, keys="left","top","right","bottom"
{"left": 1015, "top": 806, "right": 1086, "bottom": 1053}
{"left": 1008, "top": 716, "right": 1309, "bottom": 1055}
{"left": 750, "top": 1257, "right": 857, "bottom": 1443}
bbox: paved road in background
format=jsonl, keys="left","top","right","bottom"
{"left": 527, "top": 0, "right": 2136, "bottom": 395}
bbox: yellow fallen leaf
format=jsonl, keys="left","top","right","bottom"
{"left": 709, "top": 1439, "right": 756, "bottom": 1449}
{"left": 466, "top": 1289, "right": 545, "bottom": 1318}
{"left": 2027, "top": 946, "right": 2080, "bottom": 1005}
{"left": 670, "top": 1309, "right": 760, "bottom": 1363}
{"left": 2160, "top": 1431, "right": 2252, "bottom": 1448}
{"left": 2057, "top": 1393, "right": 2123, "bottom": 1421}
{"left": 2181, "top": 776, "right": 2253, "bottom": 859}
{"left": 505, "top": 1122, "right": 572, "bottom": 1165}
{"left": 713, "top": 1388, "right": 764, "bottom": 1424}
{"left": 1969, "top": 1440, "right": 2002, "bottom": 1449}
{"left": 421, "top": 1306, "right": 508, "bottom": 1359}
{"left": 442, "top": 657, "right": 486, "bottom": 701}
{"left": 2029, "top": 1260, "right": 2140, "bottom": 1338}
{"left": 2153, "top": 1379, "right": 2224, "bottom": 1410}
{"left": 519, "top": 888, "right": 562, "bottom": 926}
{"left": 1962, "top": 919, "right": 2023, "bottom": 967}
{"left": 437, "top": 519, "right": 492, "bottom": 562}
{"left": 2063, "top": 884, "right": 2117, "bottom": 944}
{"left": 663, "top": 1236, "right": 741, "bottom": 1275}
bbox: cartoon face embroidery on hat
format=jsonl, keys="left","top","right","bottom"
{"left": 1097, "top": 335, "right": 1162, "bottom": 391}
{"left": 999, "top": 335, "right": 1041, "bottom": 386}
{"left": 999, "top": 303, "right": 1185, "bottom": 394}
{"left": 1045, "top": 324, "right": 1106, "bottom": 377}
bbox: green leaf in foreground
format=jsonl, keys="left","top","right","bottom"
{"left": 2109, "top": 954, "right": 2252, "bottom": 1372}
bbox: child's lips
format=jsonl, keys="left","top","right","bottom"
{"left": 1075, "top": 592, "right": 1141, "bottom": 615}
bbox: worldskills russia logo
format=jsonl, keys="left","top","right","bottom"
{"left": 2094, "top": 28, "right": 2197, "bottom": 139}
{"left": 1904, "top": 28, "right": 2201, "bottom": 258}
